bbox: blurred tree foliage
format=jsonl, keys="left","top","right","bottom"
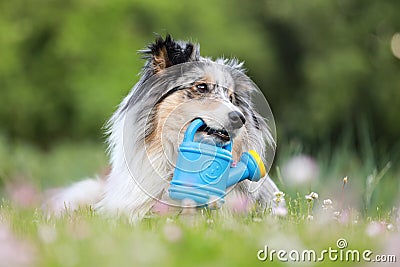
{"left": 0, "top": 0, "right": 399, "bottom": 149}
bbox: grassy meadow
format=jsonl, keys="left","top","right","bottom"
{"left": 0, "top": 136, "right": 399, "bottom": 267}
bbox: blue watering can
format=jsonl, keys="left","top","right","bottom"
{"left": 168, "top": 118, "right": 266, "bottom": 207}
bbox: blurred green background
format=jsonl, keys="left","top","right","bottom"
{"left": 1, "top": 2, "right": 399, "bottom": 266}
{"left": 0, "top": 0, "right": 399, "bottom": 209}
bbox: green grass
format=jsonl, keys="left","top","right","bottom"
{"left": 0, "top": 200, "right": 397, "bottom": 267}
{"left": 0, "top": 137, "right": 399, "bottom": 267}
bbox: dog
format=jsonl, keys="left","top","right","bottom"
{"left": 46, "top": 35, "right": 284, "bottom": 221}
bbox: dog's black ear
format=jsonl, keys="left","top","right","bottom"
{"left": 141, "top": 34, "right": 199, "bottom": 74}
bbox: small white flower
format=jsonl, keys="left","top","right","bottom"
{"left": 387, "top": 223, "right": 395, "bottom": 231}
{"left": 322, "top": 199, "right": 333, "bottom": 210}
{"left": 273, "top": 191, "right": 285, "bottom": 204}
{"left": 274, "top": 191, "right": 285, "bottom": 198}
{"left": 307, "top": 215, "right": 314, "bottom": 221}
{"left": 333, "top": 211, "right": 341, "bottom": 217}
{"left": 306, "top": 192, "right": 319, "bottom": 202}
{"left": 273, "top": 197, "right": 281, "bottom": 204}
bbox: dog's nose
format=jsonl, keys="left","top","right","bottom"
{"left": 228, "top": 111, "right": 246, "bottom": 129}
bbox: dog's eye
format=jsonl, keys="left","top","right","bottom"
{"left": 229, "top": 94, "right": 234, "bottom": 103}
{"left": 196, "top": 83, "right": 208, "bottom": 93}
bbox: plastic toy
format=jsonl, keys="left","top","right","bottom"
{"left": 168, "top": 118, "right": 266, "bottom": 207}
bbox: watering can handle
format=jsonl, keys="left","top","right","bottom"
{"left": 183, "top": 119, "right": 205, "bottom": 142}
{"left": 183, "top": 119, "right": 233, "bottom": 151}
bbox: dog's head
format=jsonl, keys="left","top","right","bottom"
{"left": 118, "top": 35, "right": 270, "bottom": 163}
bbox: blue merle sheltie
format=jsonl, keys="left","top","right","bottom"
{"left": 46, "top": 35, "right": 284, "bottom": 222}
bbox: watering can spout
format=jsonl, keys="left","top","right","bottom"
{"left": 226, "top": 150, "right": 266, "bottom": 188}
